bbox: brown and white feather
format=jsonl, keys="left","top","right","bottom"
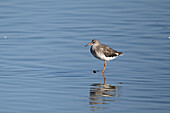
{"left": 90, "top": 40, "right": 123, "bottom": 61}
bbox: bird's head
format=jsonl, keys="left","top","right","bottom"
{"left": 84, "top": 39, "right": 100, "bottom": 47}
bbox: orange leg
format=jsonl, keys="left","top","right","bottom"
{"left": 102, "top": 61, "right": 107, "bottom": 73}
{"left": 102, "top": 72, "right": 106, "bottom": 85}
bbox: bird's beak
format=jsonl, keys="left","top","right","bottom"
{"left": 84, "top": 43, "right": 93, "bottom": 47}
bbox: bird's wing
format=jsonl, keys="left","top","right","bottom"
{"left": 102, "top": 45, "right": 119, "bottom": 57}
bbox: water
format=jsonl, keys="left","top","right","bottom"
{"left": 0, "top": 0, "right": 170, "bottom": 113}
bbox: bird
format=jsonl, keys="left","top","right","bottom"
{"left": 85, "top": 39, "right": 123, "bottom": 73}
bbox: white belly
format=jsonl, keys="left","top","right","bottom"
{"left": 95, "top": 52, "right": 117, "bottom": 61}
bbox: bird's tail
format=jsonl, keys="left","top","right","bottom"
{"left": 118, "top": 52, "right": 123, "bottom": 56}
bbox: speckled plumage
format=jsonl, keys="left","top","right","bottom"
{"left": 90, "top": 39, "right": 122, "bottom": 61}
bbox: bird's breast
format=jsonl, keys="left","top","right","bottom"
{"left": 90, "top": 46, "right": 105, "bottom": 60}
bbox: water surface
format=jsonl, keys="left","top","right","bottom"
{"left": 0, "top": 0, "right": 170, "bottom": 113}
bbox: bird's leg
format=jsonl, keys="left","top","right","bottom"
{"left": 102, "top": 61, "right": 107, "bottom": 73}
{"left": 102, "top": 72, "right": 106, "bottom": 85}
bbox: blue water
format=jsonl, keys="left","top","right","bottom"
{"left": 0, "top": 0, "right": 170, "bottom": 113}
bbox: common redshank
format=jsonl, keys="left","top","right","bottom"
{"left": 85, "top": 39, "right": 123, "bottom": 73}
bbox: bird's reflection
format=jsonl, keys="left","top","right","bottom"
{"left": 89, "top": 73, "right": 122, "bottom": 111}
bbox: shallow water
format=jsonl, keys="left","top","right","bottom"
{"left": 0, "top": 0, "right": 170, "bottom": 113}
